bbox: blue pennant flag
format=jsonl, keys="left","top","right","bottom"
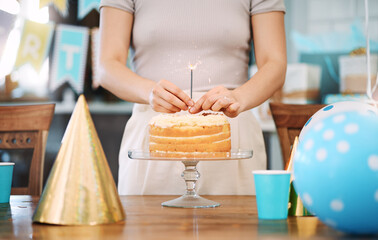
{"left": 78, "top": 0, "right": 101, "bottom": 20}
{"left": 51, "top": 24, "right": 89, "bottom": 93}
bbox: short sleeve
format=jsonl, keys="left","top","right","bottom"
{"left": 250, "top": 0, "right": 286, "bottom": 16}
{"left": 100, "top": 0, "right": 135, "bottom": 14}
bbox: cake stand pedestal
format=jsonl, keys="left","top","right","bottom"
{"left": 128, "top": 150, "right": 253, "bottom": 208}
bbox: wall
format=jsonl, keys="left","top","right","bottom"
{"left": 285, "top": 0, "right": 378, "bottom": 62}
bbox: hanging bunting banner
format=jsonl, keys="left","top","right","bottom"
{"left": 51, "top": 24, "right": 89, "bottom": 93}
{"left": 78, "top": 0, "right": 101, "bottom": 20}
{"left": 0, "top": 10, "right": 17, "bottom": 60}
{"left": 39, "top": 0, "right": 68, "bottom": 16}
{"left": 91, "top": 28, "right": 100, "bottom": 89}
{"left": 14, "top": 20, "right": 54, "bottom": 72}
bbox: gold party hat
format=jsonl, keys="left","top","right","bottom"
{"left": 32, "top": 95, "right": 125, "bottom": 225}
{"left": 295, "top": 217, "right": 318, "bottom": 238}
{"left": 287, "top": 137, "right": 313, "bottom": 217}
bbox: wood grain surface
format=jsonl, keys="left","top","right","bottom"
{"left": 0, "top": 195, "right": 358, "bottom": 240}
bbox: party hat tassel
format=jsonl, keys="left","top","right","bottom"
{"left": 32, "top": 95, "right": 125, "bottom": 225}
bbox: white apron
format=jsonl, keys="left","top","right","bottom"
{"left": 118, "top": 92, "right": 266, "bottom": 195}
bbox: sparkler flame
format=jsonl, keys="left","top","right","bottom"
{"left": 188, "top": 64, "right": 196, "bottom": 70}
{"left": 188, "top": 61, "right": 201, "bottom": 70}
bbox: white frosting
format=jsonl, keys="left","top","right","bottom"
{"left": 149, "top": 114, "right": 229, "bottom": 128}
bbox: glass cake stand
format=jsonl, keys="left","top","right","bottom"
{"left": 128, "top": 150, "right": 253, "bottom": 208}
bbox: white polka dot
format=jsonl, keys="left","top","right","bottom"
{"left": 294, "top": 150, "right": 301, "bottom": 161}
{"left": 305, "top": 139, "right": 314, "bottom": 150}
{"left": 316, "top": 148, "right": 327, "bottom": 161}
{"left": 337, "top": 141, "right": 350, "bottom": 153}
{"left": 368, "top": 155, "right": 378, "bottom": 170}
{"left": 330, "top": 199, "right": 344, "bottom": 212}
{"left": 323, "top": 130, "right": 334, "bottom": 140}
{"left": 375, "top": 190, "right": 378, "bottom": 202}
{"left": 314, "top": 122, "right": 323, "bottom": 131}
{"left": 333, "top": 114, "right": 346, "bottom": 123}
{"left": 324, "top": 219, "right": 337, "bottom": 227}
{"left": 302, "top": 193, "right": 313, "bottom": 206}
{"left": 344, "top": 123, "right": 359, "bottom": 134}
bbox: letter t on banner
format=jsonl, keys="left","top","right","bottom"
{"left": 50, "top": 24, "right": 89, "bottom": 94}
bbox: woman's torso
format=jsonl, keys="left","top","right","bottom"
{"left": 130, "top": 0, "right": 252, "bottom": 91}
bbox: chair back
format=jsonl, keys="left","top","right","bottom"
{"left": 269, "top": 102, "right": 325, "bottom": 168}
{"left": 0, "top": 103, "right": 55, "bottom": 195}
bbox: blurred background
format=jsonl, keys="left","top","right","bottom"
{"left": 0, "top": 0, "right": 377, "bottom": 187}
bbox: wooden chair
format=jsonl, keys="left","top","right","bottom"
{"left": 0, "top": 103, "right": 55, "bottom": 196}
{"left": 269, "top": 102, "right": 325, "bottom": 168}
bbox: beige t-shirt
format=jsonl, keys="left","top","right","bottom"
{"left": 100, "top": 0, "right": 285, "bottom": 92}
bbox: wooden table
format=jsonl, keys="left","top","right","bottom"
{"left": 0, "top": 195, "right": 361, "bottom": 239}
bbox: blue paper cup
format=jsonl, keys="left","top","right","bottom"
{"left": 253, "top": 170, "right": 291, "bottom": 220}
{"left": 0, "top": 163, "right": 15, "bottom": 203}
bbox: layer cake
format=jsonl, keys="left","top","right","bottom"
{"left": 148, "top": 114, "right": 231, "bottom": 158}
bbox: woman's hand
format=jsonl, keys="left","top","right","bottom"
{"left": 189, "top": 86, "right": 242, "bottom": 118}
{"left": 149, "top": 79, "right": 194, "bottom": 113}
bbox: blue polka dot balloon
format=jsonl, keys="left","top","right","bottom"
{"left": 293, "top": 106, "right": 378, "bottom": 234}
{"left": 299, "top": 101, "right": 378, "bottom": 142}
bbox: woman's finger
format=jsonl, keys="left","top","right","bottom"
{"left": 155, "top": 97, "right": 182, "bottom": 112}
{"left": 223, "top": 102, "right": 241, "bottom": 118}
{"left": 202, "top": 94, "right": 222, "bottom": 110}
{"left": 164, "top": 83, "right": 194, "bottom": 107}
{"left": 150, "top": 91, "right": 182, "bottom": 112}
{"left": 211, "top": 96, "right": 232, "bottom": 112}
{"left": 159, "top": 80, "right": 193, "bottom": 110}
{"left": 189, "top": 95, "right": 206, "bottom": 114}
{"left": 149, "top": 84, "right": 181, "bottom": 112}
{"left": 189, "top": 86, "right": 230, "bottom": 114}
